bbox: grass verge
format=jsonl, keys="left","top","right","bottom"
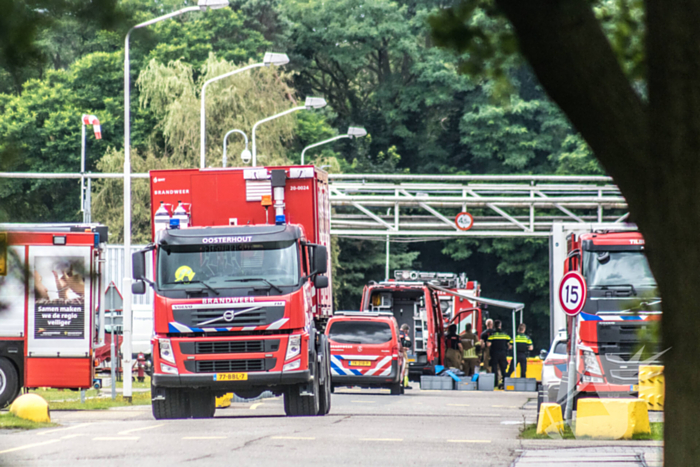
{"left": 520, "top": 422, "right": 664, "bottom": 441}
{"left": 0, "top": 412, "right": 56, "bottom": 430}
{"left": 25, "top": 388, "right": 151, "bottom": 410}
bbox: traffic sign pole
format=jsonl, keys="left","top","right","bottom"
{"left": 558, "top": 271, "right": 587, "bottom": 423}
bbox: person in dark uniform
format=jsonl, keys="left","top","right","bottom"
{"left": 507, "top": 323, "right": 534, "bottom": 378}
{"left": 399, "top": 324, "right": 412, "bottom": 388}
{"left": 480, "top": 319, "right": 495, "bottom": 372}
{"left": 487, "top": 320, "right": 510, "bottom": 388}
{"left": 444, "top": 324, "right": 463, "bottom": 369}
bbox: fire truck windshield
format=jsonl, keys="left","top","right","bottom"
{"left": 157, "top": 240, "right": 300, "bottom": 291}
{"left": 583, "top": 250, "right": 657, "bottom": 289}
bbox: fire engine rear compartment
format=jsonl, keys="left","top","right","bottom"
{"left": 364, "top": 289, "right": 432, "bottom": 367}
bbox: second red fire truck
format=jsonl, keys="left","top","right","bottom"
{"left": 132, "top": 166, "right": 333, "bottom": 419}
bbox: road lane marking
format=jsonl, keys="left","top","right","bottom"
{"left": 351, "top": 400, "right": 376, "bottom": 403}
{"left": 118, "top": 424, "right": 165, "bottom": 435}
{"left": 183, "top": 436, "right": 227, "bottom": 440}
{"left": 38, "top": 423, "right": 92, "bottom": 436}
{"left": 447, "top": 404, "right": 470, "bottom": 407}
{"left": 447, "top": 440, "right": 491, "bottom": 443}
{"left": 250, "top": 403, "right": 264, "bottom": 410}
{"left": 271, "top": 436, "right": 315, "bottom": 440}
{"left": 360, "top": 438, "right": 403, "bottom": 442}
{"left": 0, "top": 439, "right": 60, "bottom": 455}
{"left": 92, "top": 437, "right": 140, "bottom": 441}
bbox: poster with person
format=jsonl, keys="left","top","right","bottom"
{"left": 33, "top": 256, "right": 86, "bottom": 339}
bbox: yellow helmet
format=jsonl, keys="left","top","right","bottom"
{"left": 175, "top": 265, "right": 195, "bottom": 282}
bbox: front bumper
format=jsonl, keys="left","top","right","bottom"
{"left": 153, "top": 369, "right": 311, "bottom": 390}
{"left": 331, "top": 361, "right": 399, "bottom": 387}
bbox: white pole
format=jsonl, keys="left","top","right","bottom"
{"left": 252, "top": 106, "right": 305, "bottom": 167}
{"left": 81, "top": 120, "right": 86, "bottom": 222}
{"left": 123, "top": 28, "right": 134, "bottom": 401}
{"left": 122, "top": 5, "right": 200, "bottom": 402}
{"left": 564, "top": 316, "right": 578, "bottom": 423}
{"left": 223, "top": 129, "right": 248, "bottom": 168}
{"left": 199, "top": 63, "right": 267, "bottom": 169}
{"left": 300, "top": 135, "right": 348, "bottom": 165}
{"left": 512, "top": 309, "right": 518, "bottom": 377}
{"left": 385, "top": 235, "right": 390, "bottom": 281}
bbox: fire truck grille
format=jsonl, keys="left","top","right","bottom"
{"left": 196, "top": 340, "right": 264, "bottom": 354}
{"left": 195, "top": 359, "right": 264, "bottom": 373}
{"left": 173, "top": 305, "right": 285, "bottom": 328}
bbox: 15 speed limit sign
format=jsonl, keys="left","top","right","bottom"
{"left": 455, "top": 212, "right": 474, "bottom": 231}
{"left": 559, "top": 271, "right": 587, "bottom": 316}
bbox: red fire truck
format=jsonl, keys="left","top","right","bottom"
{"left": 132, "top": 166, "right": 332, "bottom": 419}
{"left": 0, "top": 223, "right": 108, "bottom": 407}
{"left": 559, "top": 228, "right": 661, "bottom": 402}
{"left": 360, "top": 275, "right": 445, "bottom": 378}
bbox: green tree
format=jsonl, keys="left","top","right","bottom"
{"left": 430, "top": 0, "right": 699, "bottom": 464}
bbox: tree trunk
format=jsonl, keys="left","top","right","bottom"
{"left": 493, "top": 0, "right": 700, "bottom": 464}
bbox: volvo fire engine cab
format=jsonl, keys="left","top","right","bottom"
{"left": 0, "top": 223, "right": 108, "bottom": 407}
{"left": 361, "top": 273, "right": 445, "bottom": 379}
{"left": 553, "top": 223, "right": 661, "bottom": 402}
{"left": 132, "top": 166, "right": 332, "bottom": 419}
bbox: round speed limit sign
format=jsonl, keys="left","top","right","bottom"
{"left": 559, "top": 271, "right": 587, "bottom": 316}
{"left": 455, "top": 212, "right": 474, "bottom": 231}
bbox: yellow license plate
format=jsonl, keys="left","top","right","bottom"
{"left": 407, "top": 358, "right": 416, "bottom": 363}
{"left": 349, "top": 361, "right": 372, "bottom": 367}
{"left": 214, "top": 373, "right": 248, "bottom": 381}
{"left": 631, "top": 384, "right": 639, "bottom": 392}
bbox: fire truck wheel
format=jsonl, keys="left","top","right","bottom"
{"left": 284, "top": 363, "right": 320, "bottom": 416}
{"left": 0, "top": 358, "right": 19, "bottom": 409}
{"left": 189, "top": 391, "right": 216, "bottom": 419}
{"left": 317, "top": 337, "right": 332, "bottom": 415}
{"left": 152, "top": 387, "right": 189, "bottom": 420}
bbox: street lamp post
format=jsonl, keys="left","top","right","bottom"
{"left": 80, "top": 114, "right": 102, "bottom": 223}
{"left": 300, "top": 126, "right": 367, "bottom": 165}
{"left": 223, "top": 129, "right": 250, "bottom": 167}
{"left": 251, "top": 97, "right": 327, "bottom": 167}
{"left": 122, "top": 0, "right": 229, "bottom": 402}
{"left": 200, "top": 52, "right": 289, "bottom": 169}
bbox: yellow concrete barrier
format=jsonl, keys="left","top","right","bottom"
{"left": 536, "top": 403, "right": 564, "bottom": 435}
{"left": 575, "top": 399, "right": 650, "bottom": 439}
{"left": 216, "top": 393, "right": 233, "bottom": 408}
{"left": 505, "top": 358, "right": 543, "bottom": 381}
{"left": 639, "top": 365, "right": 664, "bottom": 411}
{"left": 9, "top": 394, "right": 51, "bottom": 423}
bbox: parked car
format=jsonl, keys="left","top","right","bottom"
{"left": 326, "top": 311, "right": 405, "bottom": 395}
{"left": 541, "top": 329, "right": 568, "bottom": 402}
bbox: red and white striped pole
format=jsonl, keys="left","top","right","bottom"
{"left": 81, "top": 114, "right": 102, "bottom": 223}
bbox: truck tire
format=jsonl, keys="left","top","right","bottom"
{"left": 189, "top": 391, "right": 216, "bottom": 419}
{"left": 0, "top": 358, "right": 19, "bottom": 409}
{"left": 317, "top": 337, "right": 332, "bottom": 415}
{"left": 284, "top": 363, "right": 320, "bottom": 416}
{"left": 152, "top": 386, "right": 189, "bottom": 420}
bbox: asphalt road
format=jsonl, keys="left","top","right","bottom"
{"left": 0, "top": 388, "right": 538, "bottom": 466}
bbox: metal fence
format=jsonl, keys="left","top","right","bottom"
{"left": 103, "top": 245, "right": 153, "bottom": 306}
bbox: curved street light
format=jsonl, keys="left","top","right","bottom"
{"left": 300, "top": 126, "right": 367, "bottom": 165}
{"left": 251, "top": 97, "right": 327, "bottom": 167}
{"left": 200, "top": 52, "right": 289, "bottom": 169}
{"left": 122, "top": 0, "right": 229, "bottom": 401}
{"left": 223, "top": 129, "right": 249, "bottom": 167}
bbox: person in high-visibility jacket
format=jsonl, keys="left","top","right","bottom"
{"left": 487, "top": 320, "right": 510, "bottom": 388}
{"left": 506, "top": 323, "right": 534, "bottom": 378}
{"left": 460, "top": 323, "right": 479, "bottom": 376}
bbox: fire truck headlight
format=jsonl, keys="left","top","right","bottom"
{"left": 283, "top": 359, "right": 301, "bottom": 371}
{"left": 160, "top": 363, "right": 179, "bottom": 375}
{"left": 159, "top": 338, "right": 176, "bottom": 365}
{"left": 285, "top": 335, "right": 301, "bottom": 361}
{"left": 583, "top": 350, "right": 602, "bottom": 376}
{"left": 582, "top": 375, "right": 604, "bottom": 383}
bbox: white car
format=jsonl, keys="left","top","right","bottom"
{"left": 540, "top": 329, "right": 568, "bottom": 402}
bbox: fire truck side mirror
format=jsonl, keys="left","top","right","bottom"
{"left": 313, "top": 245, "right": 328, "bottom": 275}
{"left": 132, "top": 280, "right": 146, "bottom": 295}
{"left": 132, "top": 251, "right": 146, "bottom": 281}
{"left": 314, "top": 275, "right": 329, "bottom": 289}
